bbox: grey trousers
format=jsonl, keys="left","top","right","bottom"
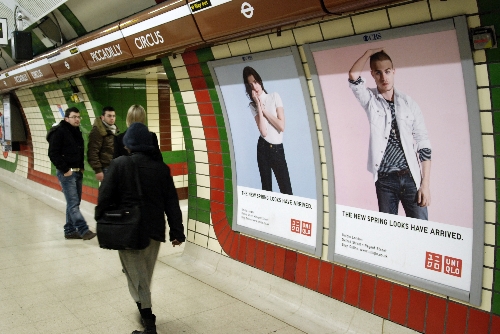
{"left": 119, "top": 239, "right": 161, "bottom": 309}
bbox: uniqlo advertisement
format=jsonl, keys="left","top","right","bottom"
{"left": 307, "top": 18, "right": 482, "bottom": 299}
{"left": 237, "top": 186, "right": 317, "bottom": 247}
{"left": 209, "top": 48, "right": 321, "bottom": 253}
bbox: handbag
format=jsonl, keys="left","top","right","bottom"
{"left": 96, "top": 157, "right": 150, "bottom": 250}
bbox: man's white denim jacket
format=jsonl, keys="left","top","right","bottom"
{"left": 349, "top": 77, "right": 431, "bottom": 187}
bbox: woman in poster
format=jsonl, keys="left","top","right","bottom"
{"left": 243, "top": 66, "right": 293, "bottom": 195}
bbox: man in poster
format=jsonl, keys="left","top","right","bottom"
{"left": 348, "top": 49, "right": 431, "bottom": 220}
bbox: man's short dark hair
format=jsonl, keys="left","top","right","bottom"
{"left": 370, "top": 51, "right": 393, "bottom": 70}
{"left": 65, "top": 107, "right": 80, "bottom": 118}
{"left": 102, "top": 106, "right": 115, "bottom": 116}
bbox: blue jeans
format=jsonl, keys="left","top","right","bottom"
{"left": 56, "top": 170, "right": 89, "bottom": 236}
{"left": 375, "top": 171, "right": 428, "bottom": 220}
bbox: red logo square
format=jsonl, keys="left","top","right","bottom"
{"left": 444, "top": 256, "right": 462, "bottom": 277}
{"left": 301, "top": 222, "right": 312, "bottom": 236}
{"left": 425, "top": 252, "right": 442, "bottom": 272}
{"left": 291, "top": 219, "right": 301, "bottom": 234}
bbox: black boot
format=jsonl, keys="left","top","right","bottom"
{"left": 132, "top": 314, "right": 156, "bottom": 334}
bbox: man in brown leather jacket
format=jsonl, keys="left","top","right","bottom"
{"left": 87, "top": 106, "right": 119, "bottom": 181}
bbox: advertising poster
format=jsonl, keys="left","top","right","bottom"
{"left": 309, "top": 22, "right": 479, "bottom": 294}
{"left": 210, "top": 49, "right": 321, "bottom": 252}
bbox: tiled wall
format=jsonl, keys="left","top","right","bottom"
{"left": 160, "top": 0, "right": 500, "bottom": 332}
{"left": 0, "top": 0, "right": 498, "bottom": 332}
{"left": 2, "top": 76, "right": 188, "bottom": 203}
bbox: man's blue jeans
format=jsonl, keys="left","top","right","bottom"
{"left": 56, "top": 170, "right": 89, "bottom": 236}
{"left": 375, "top": 171, "right": 428, "bottom": 220}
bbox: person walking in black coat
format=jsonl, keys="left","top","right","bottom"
{"left": 96, "top": 122, "right": 185, "bottom": 334}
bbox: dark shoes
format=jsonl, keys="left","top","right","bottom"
{"left": 64, "top": 231, "right": 82, "bottom": 239}
{"left": 132, "top": 315, "right": 156, "bottom": 334}
{"left": 82, "top": 230, "right": 97, "bottom": 240}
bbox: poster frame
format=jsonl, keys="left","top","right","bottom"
{"left": 208, "top": 47, "right": 324, "bottom": 256}
{"left": 303, "top": 16, "right": 484, "bottom": 304}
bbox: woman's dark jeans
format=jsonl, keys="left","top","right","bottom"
{"left": 257, "top": 136, "right": 293, "bottom": 195}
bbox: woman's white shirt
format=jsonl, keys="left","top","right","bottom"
{"left": 249, "top": 92, "right": 284, "bottom": 144}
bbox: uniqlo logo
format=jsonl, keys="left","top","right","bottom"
{"left": 301, "top": 222, "right": 312, "bottom": 236}
{"left": 291, "top": 219, "right": 301, "bottom": 234}
{"left": 444, "top": 256, "right": 462, "bottom": 277}
{"left": 425, "top": 252, "right": 442, "bottom": 272}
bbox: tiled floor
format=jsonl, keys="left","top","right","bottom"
{"left": 0, "top": 180, "right": 305, "bottom": 334}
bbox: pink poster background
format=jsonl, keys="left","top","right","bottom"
{"left": 313, "top": 30, "right": 473, "bottom": 228}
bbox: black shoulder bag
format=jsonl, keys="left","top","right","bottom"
{"left": 96, "top": 157, "right": 150, "bottom": 250}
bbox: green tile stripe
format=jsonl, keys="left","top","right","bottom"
{"left": 161, "top": 56, "right": 204, "bottom": 224}
{"left": 162, "top": 150, "right": 187, "bottom": 164}
{"left": 0, "top": 154, "right": 18, "bottom": 172}
{"left": 195, "top": 48, "right": 234, "bottom": 226}
{"left": 57, "top": 4, "right": 87, "bottom": 36}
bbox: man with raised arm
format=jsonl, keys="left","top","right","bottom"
{"left": 348, "top": 49, "right": 431, "bottom": 220}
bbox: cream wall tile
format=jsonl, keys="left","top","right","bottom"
{"left": 194, "top": 151, "right": 209, "bottom": 164}
{"left": 478, "top": 289, "right": 491, "bottom": 312}
{"left": 485, "top": 202, "right": 495, "bottom": 223}
{"left": 181, "top": 91, "right": 197, "bottom": 104}
{"left": 323, "top": 180, "right": 328, "bottom": 196}
{"left": 173, "top": 66, "right": 189, "bottom": 80}
{"left": 212, "top": 44, "right": 231, "bottom": 59}
{"left": 188, "top": 219, "right": 196, "bottom": 231}
{"left": 193, "top": 139, "right": 207, "bottom": 151}
{"left": 485, "top": 223, "right": 495, "bottom": 246}
{"left": 293, "top": 25, "right": 323, "bottom": 45}
{"left": 196, "top": 221, "right": 210, "bottom": 236}
{"left": 185, "top": 103, "right": 200, "bottom": 115}
{"left": 482, "top": 135, "right": 494, "bottom": 155}
{"left": 196, "top": 163, "right": 210, "bottom": 175}
{"left": 317, "top": 130, "right": 324, "bottom": 147}
{"left": 475, "top": 65, "right": 489, "bottom": 87}
{"left": 480, "top": 112, "right": 493, "bottom": 133}
{"left": 177, "top": 79, "right": 193, "bottom": 91}
{"left": 323, "top": 196, "right": 329, "bottom": 212}
{"left": 247, "top": 36, "right": 272, "bottom": 53}
{"left": 321, "top": 245, "right": 328, "bottom": 261}
{"left": 208, "top": 225, "right": 216, "bottom": 239}
{"left": 484, "top": 157, "right": 495, "bottom": 179}
{"left": 322, "top": 164, "right": 327, "bottom": 180}
{"left": 298, "top": 46, "right": 307, "bottom": 62}
{"left": 168, "top": 54, "right": 185, "bottom": 67}
{"left": 269, "top": 30, "right": 296, "bottom": 49}
{"left": 467, "top": 15, "right": 481, "bottom": 29}
{"left": 474, "top": 50, "right": 486, "bottom": 63}
{"left": 308, "top": 80, "right": 316, "bottom": 99}
{"left": 197, "top": 186, "right": 211, "bottom": 200}
{"left": 147, "top": 100, "right": 159, "bottom": 108}
{"left": 187, "top": 115, "right": 203, "bottom": 127}
{"left": 197, "top": 174, "right": 210, "bottom": 188}
{"left": 388, "top": 1, "right": 431, "bottom": 27}
{"left": 322, "top": 228, "right": 329, "bottom": 244}
{"left": 228, "top": 40, "right": 251, "bottom": 56}
{"left": 303, "top": 63, "right": 311, "bottom": 80}
{"left": 429, "top": 0, "right": 478, "bottom": 20}
{"left": 208, "top": 237, "right": 223, "bottom": 253}
{"left": 187, "top": 231, "right": 195, "bottom": 242}
{"left": 320, "top": 18, "right": 354, "bottom": 40}
{"left": 484, "top": 245, "right": 494, "bottom": 267}
{"left": 352, "top": 10, "right": 390, "bottom": 34}
{"left": 484, "top": 179, "right": 496, "bottom": 201}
